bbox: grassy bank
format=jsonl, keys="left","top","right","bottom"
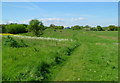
{"left": 2, "top": 35, "right": 78, "bottom": 81}
{"left": 2, "top": 29, "right": 118, "bottom": 81}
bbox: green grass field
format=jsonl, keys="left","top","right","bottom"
{"left": 2, "top": 29, "right": 118, "bottom": 81}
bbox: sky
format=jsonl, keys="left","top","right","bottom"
{"left": 2, "top": 0, "right": 120, "bottom": 2}
{"left": 2, "top": 2, "right": 118, "bottom": 27}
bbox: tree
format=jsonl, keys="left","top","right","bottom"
{"left": 49, "top": 24, "right": 64, "bottom": 30}
{"left": 28, "top": 19, "right": 44, "bottom": 36}
{"left": 107, "top": 25, "right": 118, "bottom": 31}
{"left": 71, "top": 25, "right": 81, "bottom": 30}
{"left": 5, "top": 24, "right": 27, "bottom": 34}
{"left": 90, "top": 27, "right": 97, "bottom": 31}
{"left": 50, "top": 24, "right": 56, "bottom": 29}
{"left": 0, "top": 25, "right": 2, "bottom": 33}
{"left": 56, "top": 26, "right": 64, "bottom": 29}
{"left": 84, "top": 25, "right": 91, "bottom": 28}
{"left": 97, "top": 25, "right": 103, "bottom": 31}
{"left": 50, "top": 24, "right": 55, "bottom": 27}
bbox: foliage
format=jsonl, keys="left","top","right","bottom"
{"left": 5, "top": 24, "right": 27, "bottom": 34}
{"left": 41, "top": 29, "right": 118, "bottom": 81}
{"left": 50, "top": 24, "right": 64, "bottom": 29}
{"left": 90, "top": 27, "right": 97, "bottom": 31}
{"left": 2, "top": 30, "right": 118, "bottom": 81}
{"left": 0, "top": 26, "right": 2, "bottom": 33}
{"left": 71, "top": 25, "right": 82, "bottom": 30}
{"left": 2, "top": 36, "right": 74, "bottom": 81}
{"left": 27, "top": 19, "right": 44, "bottom": 36}
{"left": 84, "top": 25, "right": 91, "bottom": 28}
{"left": 107, "top": 25, "right": 118, "bottom": 31}
{"left": 0, "top": 20, "right": 119, "bottom": 35}
{"left": 0, "top": 24, "right": 7, "bottom": 33}
{"left": 96, "top": 25, "right": 103, "bottom": 31}
{"left": 50, "top": 24, "right": 56, "bottom": 28}
{"left": 4, "top": 36, "right": 28, "bottom": 48}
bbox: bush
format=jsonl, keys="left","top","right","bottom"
{"left": 0, "top": 24, "right": 6, "bottom": 33}
{"left": 90, "top": 27, "right": 97, "bottom": 31}
{"left": 0, "top": 27, "right": 2, "bottom": 33}
{"left": 55, "top": 56, "right": 64, "bottom": 64}
{"left": 49, "top": 24, "right": 64, "bottom": 29}
{"left": 96, "top": 25, "right": 103, "bottom": 31}
{"left": 71, "top": 25, "right": 82, "bottom": 30}
{"left": 5, "top": 24, "right": 27, "bottom": 34}
{"left": 4, "top": 36, "right": 28, "bottom": 48}
{"left": 107, "top": 25, "right": 118, "bottom": 31}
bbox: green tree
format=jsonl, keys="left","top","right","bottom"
{"left": 90, "top": 27, "right": 97, "bottom": 31}
{"left": 5, "top": 24, "right": 27, "bottom": 34}
{"left": 50, "top": 24, "right": 55, "bottom": 27}
{"left": 57, "top": 26, "right": 64, "bottom": 29}
{"left": 28, "top": 19, "right": 44, "bottom": 36}
{"left": 97, "top": 25, "right": 103, "bottom": 31}
{"left": 71, "top": 25, "right": 81, "bottom": 30}
{"left": 107, "top": 25, "right": 118, "bottom": 31}
{"left": 0, "top": 25, "right": 2, "bottom": 33}
{"left": 84, "top": 25, "right": 91, "bottom": 28}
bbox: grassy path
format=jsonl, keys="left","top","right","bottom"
{"left": 53, "top": 44, "right": 87, "bottom": 81}
{"left": 49, "top": 31, "right": 118, "bottom": 81}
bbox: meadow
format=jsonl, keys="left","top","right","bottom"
{"left": 2, "top": 29, "right": 118, "bottom": 81}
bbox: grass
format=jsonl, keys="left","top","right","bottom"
{"left": 2, "top": 36, "right": 77, "bottom": 81}
{"left": 42, "top": 29, "right": 118, "bottom": 81}
{"left": 2, "top": 29, "right": 118, "bottom": 81}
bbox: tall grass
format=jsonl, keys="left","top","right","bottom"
{"left": 2, "top": 36, "right": 78, "bottom": 81}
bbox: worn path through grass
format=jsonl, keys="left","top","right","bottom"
{"left": 52, "top": 44, "right": 87, "bottom": 81}
{"left": 49, "top": 31, "right": 118, "bottom": 81}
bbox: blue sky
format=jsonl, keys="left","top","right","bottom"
{"left": 2, "top": 0, "right": 120, "bottom": 2}
{"left": 2, "top": 2, "right": 118, "bottom": 27}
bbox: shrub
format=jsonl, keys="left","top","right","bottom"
{"left": 5, "top": 24, "right": 27, "bottom": 34}
{"left": 71, "top": 25, "right": 82, "bottom": 30}
{"left": 49, "top": 24, "right": 64, "bottom": 29}
{"left": 0, "top": 24, "right": 6, "bottom": 33}
{"left": 107, "top": 25, "right": 118, "bottom": 31}
{"left": 96, "top": 25, "right": 103, "bottom": 31}
{"left": 0, "top": 27, "right": 2, "bottom": 33}
{"left": 4, "top": 36, "right": 28, "bottom": 48}
{"left": 90, "top": 27, "right": 97, "bottom": 31}
{"left": 19, "top": 40, "right": 28, "bottom": 47}
{"left": 32, "top": 62, "right": 50, "bottom": 81}
{"left": 54, "top": 56, "right": 64, "bottom": 64}
{"left": 4, "top": 36, "right": 19, "bottom": 48}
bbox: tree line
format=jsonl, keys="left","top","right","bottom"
{"left": 71, "top": 25, "right": 119, "bottom": 31}
{"left": 0, "top": 19, "right": 119, "bottom": 36}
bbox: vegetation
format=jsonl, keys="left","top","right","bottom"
{"left": 71, "top": 25, "right": 83, "bottom": 30}
{"left": 1, "top": 20, "right": 119, "bottom": 35}
{"left": 50, "top": 24, "right": 64, "bottom": 30}
{"left": 2, "top": 36, "right": 77, "bottom": 81}
{"left": 42, "top": 29, "right": 118, "bottom": 81}
{"left": 4, "top": 36, "right": 28, "bottom": 48}
{"left": 27, "top": 19, "right": 44, "bottom": 37}
{"left": 1, "top": 19, "right": 118, "bottom": 81}
{"left": 5, "top": 24, "right": 27, "bottom": 34}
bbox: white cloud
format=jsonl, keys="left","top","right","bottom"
{"left": 2, "top": 17, "right": 86, "bottom": 26}
{"left": 21, "top": 19, "right": 31, "bottom": 24}
{"left": 2, "top": 18, "right": 64, "bottom": 25}
{"left": 39, "top": 18, "right": 64, "bottom": 26}
{"left": 40, "top": 18, "right": 64, "bottom": 21}
{"left": 72, "top": 17, "right": 86, "bottom": 21}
